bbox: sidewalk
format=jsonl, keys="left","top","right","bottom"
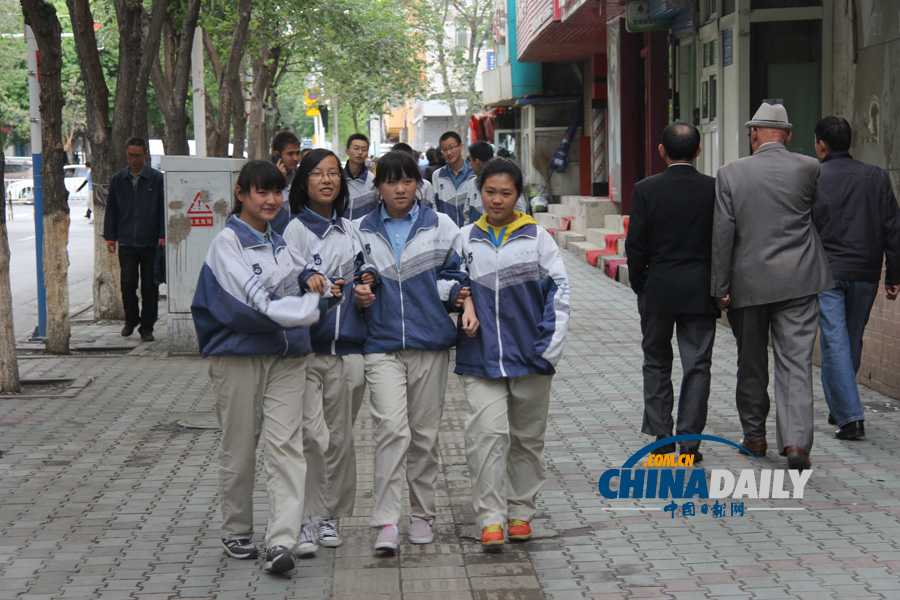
{"left": 2, "top": 252, "right": 899, "bottom": 600}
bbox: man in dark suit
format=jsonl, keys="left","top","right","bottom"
{"left": 626, "top": 122, "right": 719, "bottom": 463}
{"left": 712, "top": 103, "right": 833, "bottom": 470}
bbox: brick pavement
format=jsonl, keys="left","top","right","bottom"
{"left": 1, "top": 252, "right": 900, "bottom": 599}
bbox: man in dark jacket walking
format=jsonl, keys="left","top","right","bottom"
{"left": 103, "top": 137, "right": 166, "bottom": 342}
{"left": 625, "top": 122, "right": 719, "bottom": 463}
{"left": 813, "top": 116, "right": 900, "bottom": 440}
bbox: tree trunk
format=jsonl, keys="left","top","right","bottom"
{"left": 0, "top": 134, "right": 21, "bottom": 393}
{"left": 22, "top": 0, "right": 70, "bottom": 354}
{"left": 248, "top": 43, "right": 280, "bottom": 161}
{"left": 231, "top": 72, "right": 247, "bottom": 159}
{"left": 67, "top": 0, "right": 124, "bottom": 321}
{"left": 209, "top": 0, "right": 252, "bottom": 157}
{"left": 151, "top": 0, "right": 201, "bottom": 156}
{"left": 130, "top": 0, "right": 168, "bottom": 142}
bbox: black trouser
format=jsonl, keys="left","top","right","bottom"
{"left": 118, "top": 245, "right": 159, "bottom": 334}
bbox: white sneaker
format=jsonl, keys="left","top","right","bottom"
{"left": 318, "top": 517, "right": 342, "bottom": 548}
{"left": 409, "top": 519, "right": 434, "bottom": 544}
{"left": 295, "top": 517, "right": 318, "bottom": 557}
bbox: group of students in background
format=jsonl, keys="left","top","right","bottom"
{"left": 190, "top": 131, "right": 570, "bottom": 574}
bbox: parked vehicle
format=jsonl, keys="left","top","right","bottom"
{"left": 5, "top": 164, "right": 89, "bottom": 204}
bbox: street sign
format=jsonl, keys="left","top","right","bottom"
{"left": 625, "top": 1, "right": 672, "bottom": 33}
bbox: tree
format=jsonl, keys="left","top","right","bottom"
{"left": 203, "top": 0, "right": 252, "bottom": 157}
{"left": 409, "top": 0, "right": 492, "bottom": 135}
{"left": 150, "top": 0, "right": 202, "bottom": 155}
{"left": 309, "top": 0, "right": 426, "bottom": 133}
{"left": 21, "top": 0, "right": 71, "bottom": 354}
{"left": 0, "top": 132, "right": 21, "bottom": 392}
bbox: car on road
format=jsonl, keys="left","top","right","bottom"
{"left": 5, "top": 164, "right": 90, "bottom": 204}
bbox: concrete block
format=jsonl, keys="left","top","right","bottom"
{"left": 534, "top": 212, "right": 565, "bottom": 230}
{"left": 554, "top": 230, "right": 585, "bottom": 249}
{"left": 584, "top": 228, "right": 618, "bottom": 247}
{"left": 548, "top": 203, "right": 576, "bottom": 216}
{"left": 568, "top": 241, "right": 603, "bottom": 264}
{"left": 604, "top": 214, "right": 626, "bottom": 233}
{"left": 571, "top": 198, "right": 620, "bottom": 233}
{"left": 617, "top": 264, "right": 630, "bottom": 287}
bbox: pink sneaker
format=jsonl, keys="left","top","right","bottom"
{"left": 409, "top": 519, "right": 434, "bottom": 544}
{"left": 374, "top": 524, "right": 399, "bottom": 554}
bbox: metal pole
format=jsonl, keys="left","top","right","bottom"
{"left": 25, "top": 24, "right": 46, "bottom": 339}
{"left": 332, "top": 99, "right": 339, "bottom": 152}
{"left": 191, "top": 27, "right": 207, "bottom": 157}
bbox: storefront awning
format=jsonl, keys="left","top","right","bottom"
{"left": 517, "top": 0, "right": 627, "bottom": 63}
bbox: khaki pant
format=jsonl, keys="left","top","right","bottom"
{"left": 211, "top": 354, "right": 309, "bottom": 549}
{"left": 461, "top": 374, "right": 553, "bottom": 528}
{"left": 302, "top": 353, "right": 366, "bottom": 518}
{"left": 366, "top": 350, "right": 449, "bottom": 527}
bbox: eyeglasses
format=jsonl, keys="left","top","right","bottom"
{"left": 439, "top": 144, "right": 461, "bottom": 154}
{"left": 309, "top": 171, "right": 342, "bottom": 180}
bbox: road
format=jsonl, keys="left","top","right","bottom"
{"left": 5, "top": 198, "right": 96, "bottom": 339}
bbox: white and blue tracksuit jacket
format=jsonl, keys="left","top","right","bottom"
{"left": 431, "top": 163, "right": 479, "bottom": 227}
{"left": 454, "top": 217, "right": 570, "bottom": 379}
{"left": 353, "top": 202, "right": 469, "bottom": 354}
{"left": 282, "top": 210, "right": 367, "bottom": 355}
{"left": 344, "top": 166, "right": 378, "bottom": 221}
{"left": 191, "top": 216, "right": 323, "bottom": 357}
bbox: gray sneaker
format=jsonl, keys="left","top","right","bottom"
{"left": 317, "top": 518, "right": 342, "bottom": 548}
{"left": 296, "top": 517, "right": 318, "bottom": 557}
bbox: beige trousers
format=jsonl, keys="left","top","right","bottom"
{"left": 365, "top": 350, "right": 449, "bottom": 527}
{"left": 211, "top": 354, "right": 309, "bottom": 549}
{"left": 461, "top": 374, "right": 553, "bottom": 528}
{"left": 302, "top": 353, "right": 366, "bottom": 518}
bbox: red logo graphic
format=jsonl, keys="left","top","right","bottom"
{"left": 187, "top": 191, "right": 214, "bottom": 227}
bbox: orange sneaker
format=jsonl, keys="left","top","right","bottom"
{"left": 507, "top": 519, "right": 532, "bottom": 541}
{"left": 481, "top": 525, "right": 505, "bottom": 550}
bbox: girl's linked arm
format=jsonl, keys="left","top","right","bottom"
{"left": 200, "top": 236, "right": 322, "bottom": 332}
{"left": 436, "top": 224, "right": 469, "bottom": 311}
{"left": 535, "top": 230, "right": 570, "bottom": 367}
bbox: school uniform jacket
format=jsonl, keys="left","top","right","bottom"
{"left": 455, "top": 214, "right": 570, "bottom": 379}
{"left": 344, "top": 165, "right": 378, "bottom": 221}
{"left": 431, "top": 162, "right": 479, "bottom": 227}
{"left": 354, "top": 202, "right": 469, "bottom": 354}
{"left": 191, "top": 216, "right": 322, "bottom": 357}
{"left": 283, "top": 210, "right": 367, "bottom": 354}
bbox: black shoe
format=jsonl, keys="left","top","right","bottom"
{"left": 222, "top": 538, "right": 258, "bottom": 560}
{"left": 139, "top": 330, "right": 155, "bottom": 342}
{"left": 828, "top": 413, "right": 837, "bottom": 426}
{"left": 264, "top": 545, "right": 294, "bottom": 574}
{"left": 651, "top": 435, "right": 676, "bottom": 456}
{"left": 680, "top": 447, "right": 703, "bottom": 464}
{"left": 834, "top": 420, "right": 865, "bottom": 440}
{"left": 121, "top": 323, "right": 136, "bottom": 337}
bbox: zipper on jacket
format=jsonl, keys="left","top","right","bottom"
{"left": 493, "top": 245, "right": 507, "bottom": 377}
{"left": 274, "top": 246, "right": 291, "bottom": 356}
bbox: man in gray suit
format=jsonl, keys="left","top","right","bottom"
{"left": 712, "top": 103, "right": 833, "bottom": 470}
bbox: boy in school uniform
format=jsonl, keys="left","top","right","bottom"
{"left": 344, "top": 133, "right": 378, "bottom": 220}
{"left": 353, "top": 150, "right": 478, "bottom": 554}
{"left": 455, "top": 158, "right": 570, "bottom": 551}
{"left": 431, "top": 131, "right": 479, "bottom": 227}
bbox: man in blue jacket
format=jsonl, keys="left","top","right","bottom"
{"left": 813, "top": 116, "right": 900, "bottom": 440}
{"left": 103, "top": 137, "right": 166, "bottom": 342}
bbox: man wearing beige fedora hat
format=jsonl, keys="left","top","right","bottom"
{"left": 711, "top": 102, "right": 833, "bottom": 471}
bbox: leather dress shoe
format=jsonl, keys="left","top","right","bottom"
{"left": 139, "top": 330, "right": 155, "bottom": 342}
{"left": 121, "top": 323, "right": 136, "bottom": 337}
{"left": 834, "top": 420, "right": 865, "bottom": 440}
{"left": 827, "top": 413, "right": 837, "bottom": 426}
{"left": 652, "top": 435, "right": 675, "bottom": 456}
{"left": 739, "top": 439, "right": 767, "bottom": 457}
{"left": 680, "top": 447, "right": 703, "bottom": 464}
{"left": 785, "top": 446, "right": 811, "bottom": 470}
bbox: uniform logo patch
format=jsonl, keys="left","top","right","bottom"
{"left": 467, "top": 251, "right": 473, "bottom": 264}
{"left": 313, "top": 254, "right": 322, "bottom": 265}
{"left": 252, "top": 263, "right": 262, "bottom": 275}
{"left": 365, "top": 243, "right": 372, "bottom": 255}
